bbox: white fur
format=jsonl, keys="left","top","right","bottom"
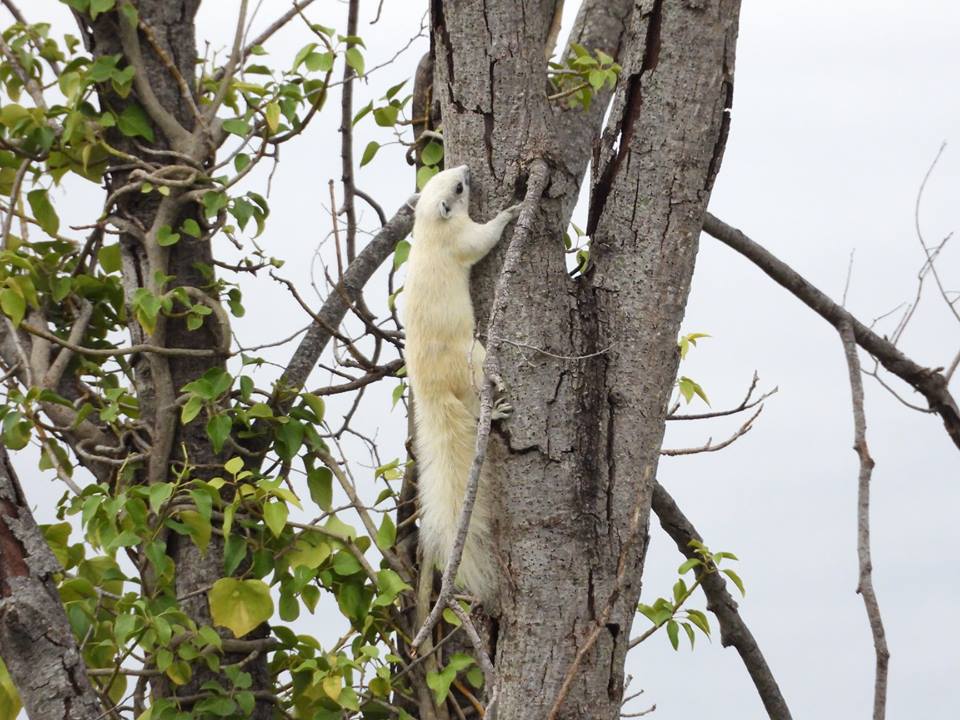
{"left": 401, "top": 165, "right": 520, "bottom": 605}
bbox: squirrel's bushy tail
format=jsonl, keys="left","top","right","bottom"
{"left": 414, "top": 391, "right": 497, "bottom": 605}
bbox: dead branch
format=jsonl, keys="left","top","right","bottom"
{"left": 838, "top": 320, "right": 889, "bottom": 720}
{"left": 661, "top": 406, "right": 763, "bottom": 456}
{"left": 704, "top": 212, "right": 960, "bottom": 451}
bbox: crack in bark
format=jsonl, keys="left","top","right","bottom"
{"left": 586, "top": 0, "right": 663, "bottom": 235}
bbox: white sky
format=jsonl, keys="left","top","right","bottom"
{"left": 11, "top": 1, "right": 960, "bottom": 718}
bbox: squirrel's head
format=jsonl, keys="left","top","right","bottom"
{"left": 415, "top": 164, "right": 471, "bottom": 222}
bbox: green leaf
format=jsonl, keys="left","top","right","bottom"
{"left": 682, "top": 621, "right": 696, "bottom": 649}
{"left": 181, "top": 218, "right": 201, "bottom": 238}
{"left": 375, "top": 514, "right": 396, "bottom": 549}
{"left": 178, "top": 509, "right": 211, "bottom": 553}
{"left": 224, "top": 534, "right": 247, "bottom": 575}
{"left": 288, "top": 537, "right": 330, "bottom": 569}
{"left": 304, "top": 51, "right": 334, "bottom": 72}
{"left": 307, "top": 467, "right": 332, "bottom": 511}
{"left": 118, "top": 1, "right": 138, "bottom": 26}
{"left": 0, "top": 289, "right": 26, "bottom": 327}
{"left": 265, "top": 102, "right": 281, "bottom": 133}
{"left": 263, "top": 501, "right": 288, "bottom": 537}
{"left": 686, "top": 609, "right": 711, "bottom": 636}
{"left": 156, "top": 225, "right": 180, "bottom": 246}
{"left": 224, "top": 456, "right": 244, "bottom": 475}
{"left": 181, "top": 396, "right": 203, "bottom": 424}
{"left": 345, "top": 47, "right": 364, "bottom": 75}
{"left": 222, "top": 118, "right": 251, "bottom": 136}
{"left": 373, "top": 568, "right": 411, "bottom": 606}
{"left": 149, "top": 483, "right": 174, "bottom": 513}
{"left": 89, "top": 0, "right": 116, "bottom": 20}
{"left": 393, "top": 239, "right": 411, "bottom": 269}
{"left": 27, "top": 189, "right": 60, "bottom": 237}
{"left": 421, "top": 141, "right": 444, "bottom": 166}
{"left": 373, "top": 105, "right": 399, "bottom": 127}
{"left": 416, "top": 165, "right": 438, "bottom": 190}
{"left": 0, "top": 659, "right": 22, "bottom": 720}
{"left": 677, "top": 558, "right": 701, "bottom": 575}
{"left": 209, "top": 578, "right": 274, "bottom": 638}
{"left": 302, "top": 393, "right": 325, "bottom": 423}
{"left": 332, "top": 551, "right": 362, "bottom": 576}
{"left": 117, "top": 103, "right": 155, "bottom": 141}
{"left": 98, "top": 243, "right": 122, "bottom": 273}
{"left": 666, "top": 619, "right": 680, "bottom": 650}
{"left": 206, "top": 413, "right": 232, "bottom": 453}
{"left": 722, "top": 568, "right": 746, "bottom": 596}
{"left": 360, "top": 141, "right": 380, "bottom": 167}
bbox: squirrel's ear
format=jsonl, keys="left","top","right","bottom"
{"left": 438, "top": 200, "right": 451, "bottom": 219}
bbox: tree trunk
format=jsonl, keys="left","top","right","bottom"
{"left": 431, "top": 1, "right": 741, "bottom": 717}
{"left": 0, "top": 443, "right": 103, "bottom": 720}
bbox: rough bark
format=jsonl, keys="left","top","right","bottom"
{"left": 431, "top": 1, "right": 740, "bottom": 718}
{"left": 0, "top": 443, "right": 104, "bottom": 720}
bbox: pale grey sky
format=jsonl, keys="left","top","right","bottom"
{"left": 11, "top": 1, "right": 960, "bottom": 719}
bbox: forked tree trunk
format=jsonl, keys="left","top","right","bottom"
{"left": 431, "top": 1, "right": 741, "bottom": 717}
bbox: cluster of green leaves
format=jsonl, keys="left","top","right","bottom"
{"left": 636, "top": 540, "right": 743, "bottom": 651}
{"left": 562, "top": 221, "right": 591, "bottom": 275}
{"left": 548, "top": 44, "right": 622, "bottom": 109}
{"left": 676, "top": 332, "right": 711, "bottom": 406}
{"left": 45, "top": 425, "right": 416, "bottom": 718}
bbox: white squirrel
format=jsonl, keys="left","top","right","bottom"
{"left": 402, "top": 164, "right": 521, "bottom": 606}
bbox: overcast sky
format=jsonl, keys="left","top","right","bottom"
{"left": 12, "top": 1, "right": 960, "bottom": 718}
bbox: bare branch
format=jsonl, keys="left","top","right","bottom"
{"left": 652, "top": 481, "right": 793, "bottom": 720}
{"left": 661, "top": 405, "right": 763, "bottom": 456}
{"left": 339, "top": 0, "right": 359, "bottom": 262}
{"left": 838, "top": 321, "right": 889, "bottom": 720}
{"left": 704, "top": 213, "right": 960, "bottom": 451}
{"left": 213, "top": 0, "right": 318, "bottom": 83}
{"left": 273, "top": 201, "right": 414, "bottom": 410}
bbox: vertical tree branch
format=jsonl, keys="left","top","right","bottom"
{"left": 838, "top": 321, "right": 889, "bottom": 720}
{"left": 340, "top": 0, "right": 360, "bottom": 261}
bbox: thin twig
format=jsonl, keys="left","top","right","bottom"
{"left": 661, "top": 406, "right": 763, "bottom": 456}
{"left": 838, "top": 320, "right": 889, "bottom": 720}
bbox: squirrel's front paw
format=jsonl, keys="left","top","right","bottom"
{"left": 502, "top": 203, "right": 523, "bottom": 222}
{"left": 492, "top": 395, "right": 514, "bottom": 421}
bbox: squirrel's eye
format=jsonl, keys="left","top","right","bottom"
{"left": 455, "top": 182, "right": 464, "bottom": 195}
